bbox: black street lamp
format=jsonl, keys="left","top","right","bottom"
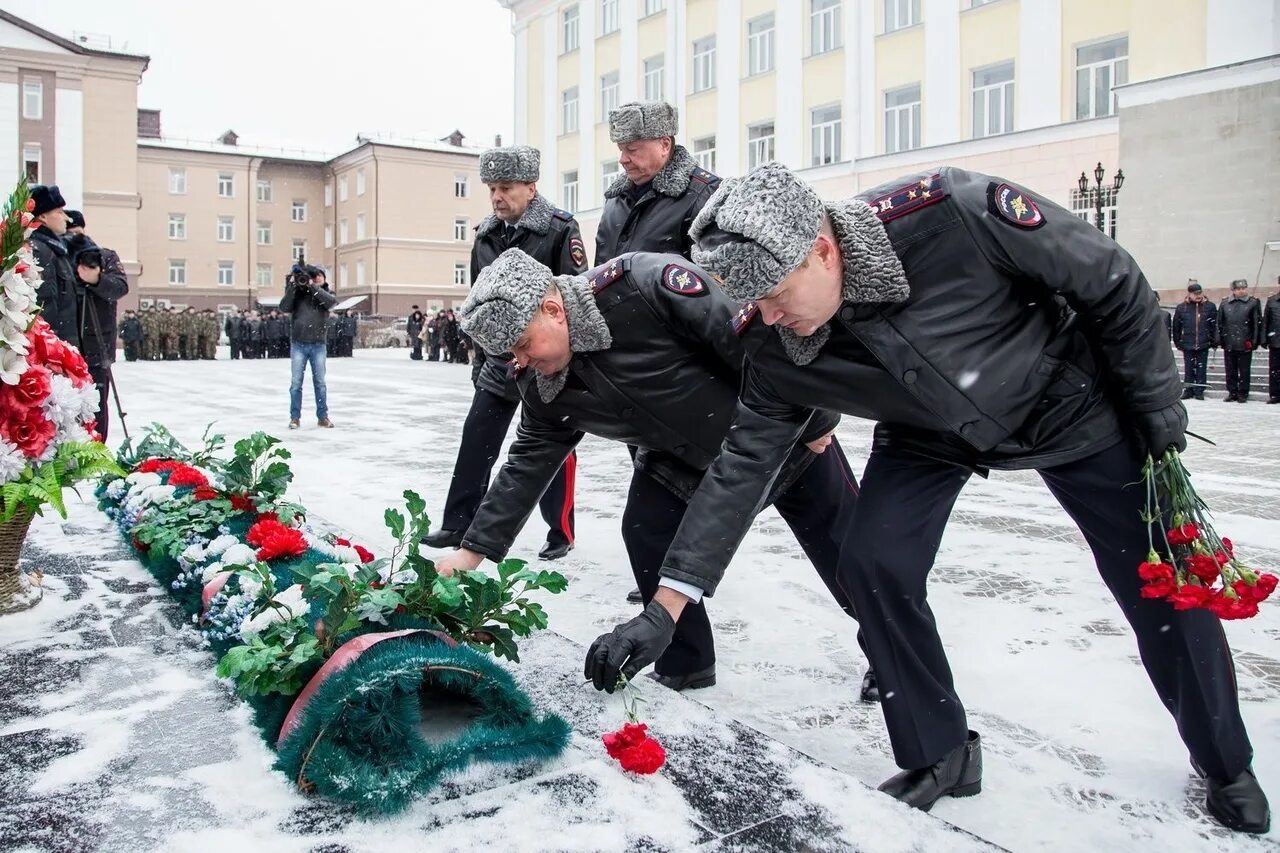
{"left": 1078, "top": 162, "right": 1125, "bottom": 234}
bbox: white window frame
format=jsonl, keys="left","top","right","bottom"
{"left": 562, "top": 87, "right": 579, "bottom": 134}
{"left": 884, "top": 84, "right": 921, "bottom": 153}
{"left": 643, "top": 0, "right": 665, "bottom": 16}
{"left": 1075, "top": 36, "right": 1129, "bottom": 120}
{"left": 257, "top": 221, "right": 272, "bottom": 245}
{"left": 338, "top": 264, "right": 348, "bottom": 288}
{"left": 292, "top": 240, "right": 307, "bottom": 262}
{"left": 324, "top": 183, "right": 333, "bottom": 207}
{"left": 972, "top": 62, "right": 1015, "bottom": 138}
{"left": 338, "top": 175, "right": 349, "bottom": 201}
{"left": 22, "top": 144, "right": 41, "bottom": 184}
{"left": 812, "top": 0, "right": 843, "bottom": 53}
{"left": 291, "top": 200, "right": 307, "bottom": 223}
{"left": 1070, "top": 187, "right": 1118, "bottom": 239}
{"left": 562, "top": 171, "right": 579, "bottom": 214}
{"left": 168, "top": 260, "right": 187, "bottom": 286}
{"left": 643, "top": 55, "right": 665, "bottom": 102}
{"left": 693, "top": 136, "right": 716, "bottom": 173}
{"left": 256, "top": 179, "right": 272, "bottom": 202}
{"left": 22, "top": 79, "right": 42, "bottom": 120}
{"left": 563, "top": 4, "right": 580, "bottom": 53}
{"left": 356, "top": 212, "right": 366, "bottom": 241}
{"left": 883, "top": 0, "right": 920, "bottom": 33}
{"left": 601, "top": 0, "right": 619, "bottom": 35}
{"left": 217, "top": 261, "right": 235, "bottom": 287}
{"left": 811, "top": 105, "right": 842, "bottom": 166}
{"left": 339, "top": 219, "right": 349, "bottom": 244}
{"left": 217, "top": 216, "right": 235, "bottom": 242}
{"left": 453, "top": 263, "right": 468, "bottom": 286}
{"left": 747, "top": 122, "right": 776, "bottom": 169}
{"left": 356, "top": 259, "right": 366, "bottom": 287}
{"left": 168, "top": 214, "right": 186, "bottom": 240}
{"left": 356, "top": 168, "right": 366, "bottom": 196}
{"left": 692, "top": 36, "right": 716, "bottom": 93}
{"left": 455, "top": 174, "right": 469, "bottom": 198}
{"left": 602, "top": 160, "right": 621, "bottom": 201}
{"left": 169, "top": 168, "right": 187, "bottom": 195}
{"left": 324, "top": 224, "right": 333, "bottom": 248}
{"left": 600, "top": 71, "right": 620, "bottom": 117}
{"left": 217, "top": 173, "right": 234, "bottom": 198}
{"left": 748, "top": 14, "right": 775, "bottom": 76}
{"left": 454, "top": 217, "right": 469, "bottom": 241}
{"left": 256, "top": 263, "right": 273, "bottom": 288}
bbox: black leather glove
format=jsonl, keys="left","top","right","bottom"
{"left": 584, "top": 601, "right": 677, "bottom": 693}
{"left": 1135, "top": 402, "right": 1188, "bottom": 457}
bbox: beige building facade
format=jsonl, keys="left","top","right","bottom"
{"left": 497, "top": 0, "right": 1280, "bottom": 296}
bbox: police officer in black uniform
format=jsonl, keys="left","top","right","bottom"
{"left": 440, "top": 248, "right": 869, "bottom": 695}
{"left": 585, "top": 163, "right": 1269, "bottom": 835}
{"left": 421, "top": 145, "right": 584, "bottom": 561}
{"left": 29, "top": 185, "right": 80, "bottom": 348}
{"left": 594, "top": 101, "right": 719, "bottom": 264}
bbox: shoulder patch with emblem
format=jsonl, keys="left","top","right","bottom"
{"left": 552, "top": 207, "right": 574, "bottom": 222}
{"left": 988, "top": 182, "right": 1045, "bottom": 229}
{"left": 591, "top": 258, "right": 626, "bottom": 294}
{"left": 732, "top": 302, "right": 759, "bottom": 335}
{"left": 661, "top": 264, "right": 707, "bottom": 296}
{"left": 866, "top": 174, "right": 947, "bottom": 224}
{"left": 568, "top": 237, "right": 586, "bottom": 267}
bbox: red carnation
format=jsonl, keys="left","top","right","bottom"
{"left": 603, "top": 722, "right": 649, "bottom": 759}
{"left": 135, "top": 458, "right": 180, "bottom": 474}
{"left": 1257, "top": 573, "right": 1279, "bottom": 600}
{"left": 1166, "top": 523, "right": 1201, "bottom": 546}
{"left": 256, "top": 511, "right": 279, "bottom": 525}
{"left": 1140, "top": 579, "right": 1176, "bottom": 599}
{"left": 246, "top": 518, "right": 285, "bottom": 547}
{"left": 354, "top": 545, "right": 375, "bottom": 563}
{"left": 255, "top": 526, "right": 308, "bottom": 562}
{"left": 1168, "top": 583, "right": 1214, "bottom": 611}
{"left": 192, "top": 486, "right": 219, "bottom": 501}
{"left": 1234, "top": 574, "right": 1278, "bottom": 604}
{"left": 229, "top": 494, "right": 254, "bottom": 513}
{"left": 1222, "top": 538, "right": 1234, "bottom": 556}
{"left": 0, "top": 404, "right": 56, "bottom": 459}
{"left": 618, "top": 737, "right": 666, "bottom": 774}
{"left": 1213, "top": 594, "right": 1260, "bottom": 620}
{"left": 1185, "top": 554, "right": 1221, "bottom": 585}
{"left": 5, "top": 364, "right": 51, "bottom": 408}
{"left": 15, "top": 262, "right": 27, "bottom": 274}
{"left": 1137, "top": 561, "right": 1174, "bottom": 582}
{"left": 25, "top": 198, "right": 34, "bottom": 212}
{"left": 166, "top": 465, "right": 209, "bottom": 488}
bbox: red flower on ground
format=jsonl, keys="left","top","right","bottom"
{"left": 1185, "top": 554, "right": 1222, "bottom": 585}
{"left": 602, "top": 722, "right": 667, "bottom": 775}
{"left": 256, "top": 511, "right": 279, "bottom": 525}
{"left": 192, "top": 486, "right": 219, "bottom": 501}
{"left": 1166, "top": 523, "right": 1201, "bottom": 546}
{"left": 0, "top": 404, "right": 56, "bottom": 459}
{"left": 229, "top": 494, "right": 254, "bottom": 513}
{"left": 1168, "top": 583, "right": 1214, "bottom": 611}
{"left": 166, "top": 465, "right": 209, "bottom": 488}
{"left": 602, "top": 722, "right": 650, "bottom": 759}
{"left": 1137, "top": 561, "right": 1174, "bottom": 582}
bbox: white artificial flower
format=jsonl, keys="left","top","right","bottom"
{"left": 205, "top": 534, "right": 239, "bottom": 557}
{"left": 200, "top": 561, "right": 226, "bottom": 583}
{"left": 125, "top": 471, "right": 162, "bottom": 488}
{"left": 0, "top": 347, "right": 27, "bottom": 385}
{"left": 0, "top": 438, "right": 26, "bottom": 485}
{"left": 333, "top": 545, "right": 362, "bottom": 564}
{"left": 238, "top": 583, "right": 308, "bottom": 639}
{"left": 43, "top": 374, "right": 94, "bottom": 429}
{"left": 105, "top": 478, "right": 127, "bottom": 499}
{"left": 138, "top": 484, "right": 176, "bottom": 505}
{"left": 180, "top": 542, "right": 207, "bottom": 565}
{"left": 221, "top": 543, "right": 258, "bottom": 567}
{"left": 238, "top": 574, "right": 263, "bottom": 601}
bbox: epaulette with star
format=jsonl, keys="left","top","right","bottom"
{"left": 591, "top": 258, "right": 625, "bottom": 294}
{"left": 552, "top": 207, "right": 574, "bottom": 222}
{"left": 866, "top": 174, "right": 946, "bottom": 224}
{"left": 732, "top": 302, "right": 759, "bottom": 335}
{"left": 690, "top": 168, "right": 718, "bottom": 186}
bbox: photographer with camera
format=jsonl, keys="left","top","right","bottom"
{"left": 65, "top": 209, "right": 129, "bottom": 440}
{"left": 280, "top": 261, "right": 337, "bottom": 429}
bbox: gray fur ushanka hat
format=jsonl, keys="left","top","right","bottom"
{"left": 459, "top": 249, "right": 553, "bottom": 354}
{"left": 608, "top": 101, "right": 679, "bottom": 143}
{"left": 689, "top": 162, "right": 825, "bottom": 302}
{"left": 479, "top": 145, "right": 541, "bottom": 184}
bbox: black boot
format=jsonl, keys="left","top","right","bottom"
{"left": 1268, "top": 397, "right": 1279, "bottom": 404}
{"left": 1225, "top": 394, "right": 1238, "bottom": 402}
{"left": 1181, "top": 389, "right": 1195, "bottom": 400}
{"left": 1196, "top": 764, "right": 1271, "bottom": 834}
{"left": 878, "top": 730, "right": 983, "bottom": 812}
{"left": 860, "top": 668, "right": 880, "bottom": 703}
{"left": 626, "top": 588, "right": 643, "bottom": 604}
{"left": 421, "top": 528, "right": 463, "bottom": 548}
{"left": 538, "top": 540, "right": 573, "bottom": 560}
{"left": 646, "top": 664, "right": 716, "bottom": 692}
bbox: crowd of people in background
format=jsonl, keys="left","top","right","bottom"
{"left": 407, "top": 305, "right": 470, "bottom": 364}
{"left": 1171, "top": 275, "right": 1280, "bottom": 404}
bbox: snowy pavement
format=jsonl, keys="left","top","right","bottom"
{"left": 6, "top": 347, "right": 1280, "bottom": 851}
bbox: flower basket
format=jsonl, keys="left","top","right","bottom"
{"left": 0, "top": 504, "right": 40, "bottom": 614}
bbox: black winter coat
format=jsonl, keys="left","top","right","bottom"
{"left": 459, "top": 252, "right": 838, "bottom": 562}
{"left": 280, "top": 282, "right": 337, "bottom": 343}
{"left": 1172, "top": 299, "right": 1218, "bottom": 351}
{"left": 31, "top": 227, "right": 80, "bottom": 347}
{"left": 593, "top": 146, "right": 718, "bottom": 266}
{"left": 1263, "top": 294, "right": 1280, "bottom": 349}
{"left": 407, "top": 311, "right": 424, "bottom": 338}
{"left": 470, "top": 193, "right": 588, "bottom": 400}
{"left": 663, "top": 167, "right": 1181, "bottom": 596}
{"left": 1217, "top": 295, "right": 1262, "bottom": 351}
{"left": 120, "top": 316, "right": 142, "bottom": 343}
{"left": 66, "top": 234, "right": 129, "bottom": 367}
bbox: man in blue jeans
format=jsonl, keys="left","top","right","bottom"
{"left": 280, "top": 264, "right": 337, "bottom": 429}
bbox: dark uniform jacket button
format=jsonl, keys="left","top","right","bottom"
{"left": 621, "top": 407, "right": 634, "bottom": 418}
{"left": 840, "top": 306, "right": 856, "bottom": 322}
{"left": 903, "top": 369, "right": 918, "bottom": 384}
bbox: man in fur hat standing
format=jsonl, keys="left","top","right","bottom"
{"left": 595, "top": 101, "right": 719, "bottom": 265}
{"left": 29, "top": 184, "right": 80, "bottom": 347}
{"left": 582, "top": 163, "right": 1269, "bottom": 835}
{"left": 421, "top": 145, "right": 584, "bottom": 562}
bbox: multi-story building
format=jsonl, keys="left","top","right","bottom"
{"left": 496, "top": 0, "right": 1280, "bottom": 295}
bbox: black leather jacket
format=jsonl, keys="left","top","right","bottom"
{"left": 66, "top": 233, "right": 129, "bottom": 367}
{"left": 471, "top": 194, "right": 588, "bottom": 401}
{"left": 663, "top": 166, "right": 1181, "bottom": 596}
{"left": 459, "top": 252, "right": 838, "bottom": 561}
{"left": 593, "top": 146, "right": 718, "bottom": 266}
{"left": 1217, "top": 295, "right": 1262, "bottom": 351}
{"left": 31, "top": 226, "right": 80, "bottom": 347}
{"left": 1263, "top": 293, "right": 1280, "bottom": 349}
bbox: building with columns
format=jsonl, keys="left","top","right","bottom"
{"left": 496, "top": 0, "right": 1280, "bottom": 297}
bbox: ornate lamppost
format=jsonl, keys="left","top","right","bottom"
{"left": 1078, "top": 162, "right": 1124, "bottom": 234}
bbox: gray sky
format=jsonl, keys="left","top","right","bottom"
{"left": 10, "top": 0, "right": 515, "bottom": 154}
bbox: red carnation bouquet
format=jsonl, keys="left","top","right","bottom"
{"left": 1139, "top": 450, "right": 1276, "bottom": 619}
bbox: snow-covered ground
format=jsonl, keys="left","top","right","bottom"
{"left": 14, "top": 348, "right": 1280, "bottom": 851}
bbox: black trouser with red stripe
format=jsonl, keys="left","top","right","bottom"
{"left": 841, "top": 438, "right": 1252, "bottom": 778}
{"left": 624, "top": 437, "right": 862, "bottom": 677}
{"left": 441, "top": 386, "right": 575, "bottom": 548}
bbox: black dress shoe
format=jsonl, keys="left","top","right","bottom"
{"left": 1238, "top": 396, "right": 1248, "bottom": 403}
{"left": 860, "top": 668, "right": 880, "bottom": 703}
{"left": 1181, "top": 390, "right": 1195, "bottom": 400}
{"left": 538, "top": 540, "right": 573, "bottom": 560}
{"left": 1194, "top": 764, "right": 1271, "bottom": 834}
{"left": 1225, "top": 394, "right": 1238, "bottom": 402}
{"left": 1268, "top": 397, "right": 1279, "bottom": 404}
{"left": 421, "top": 528, "right": 463, "bottom": 548}
{"left": 626, "top": 587, "right": 643, "bottom": 604}
{"left": 878, "top": 730, "right": 982, "bottom": 812}
{"left": 646, "top": 665, "right": 717, "bottom": 691}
